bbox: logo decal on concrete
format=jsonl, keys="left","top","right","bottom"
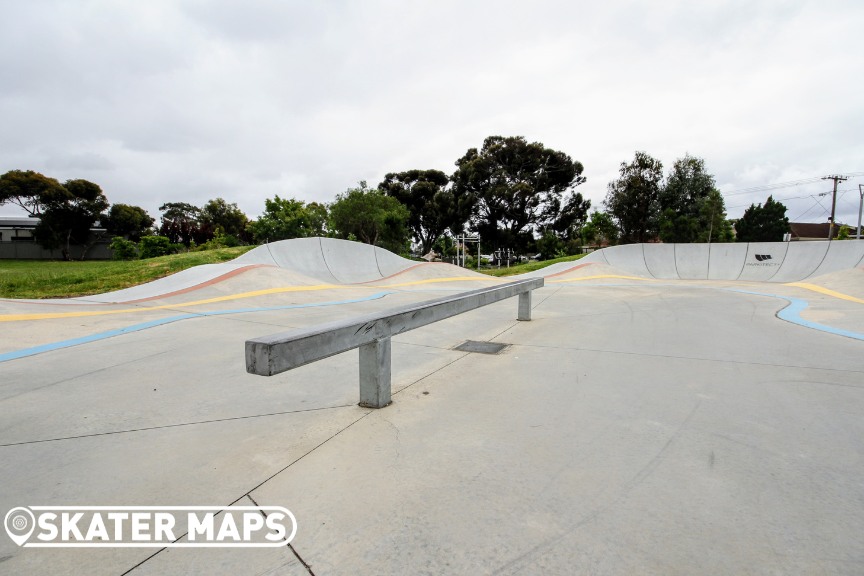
{"left": 754, "top": 254, "right": 772, "bottom": 261}
{"left": 4, "top": 506, "right": 296, "bottom": 548}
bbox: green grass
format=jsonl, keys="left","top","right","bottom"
{"left": 0, "top": 246, "right": 255, "bottom": 299}
{"left": 478, "top": 253, "right": 586, "bottom": 277}
{"left": 0, "top": 247, "right": 584, "bottom": 299}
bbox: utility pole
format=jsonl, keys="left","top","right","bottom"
{"left": 858, "top": 184, "right": 863, "bottom": 240}
{"left": 822, "top": 175, "right": 848, "bottom": 240}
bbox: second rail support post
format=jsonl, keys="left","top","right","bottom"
{"left": 359, "top": 337, "right": 392, "bottom": 408}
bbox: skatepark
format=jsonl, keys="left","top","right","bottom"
{"left": 1, "top": 238, "right": 863, "bottom": 575}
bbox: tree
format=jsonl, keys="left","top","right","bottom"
{"left": 329, "top": 182, "right": 410, "bottom": 253}
{"left": 305, "top": 202, "right": 329, "bottom": 237}
{"left": 158, "top": 202, "right": 205, "bottom": 246}
{"left": 604, "top": 151, "right": 663, "bottom": 244}
{"left": 201, "top": 198, "right": 249, "bottom": 240}
{"left": 546, "top": 190, "right": 591, "bottom": 241}
{"left": 103, "top": 203, "right": 154, "bottom": 241}
{"left": 581, "top": 211, "right": 619, "bottom": 248}
{"left": 0, "top": 171, "right": 111, "bottom": 260}
{"left": 698, "top": 189, "right": 734, "bottom": 243}
{"left": 658, "top": 155, "right": 730, "bottom": 243}
{"left": 536, "top": 230, "right": 563, "bottom": 260}
{"left": 0, "top": 170, "right": 66, "bottom": 216}
{"left": 452, "top": 135, "right": 586, "bottom": 253}
{"left": 33, "top": 179, "right": 109, "bottom": 260}
{"left": 247, "top": 196, "right": 328, "bottom": 243}
{"left": 734, "top": 196, "right": 790, "bottom": 242}
{"left": 379, "top": 169, "right": 468, "bottom": 255}
{"left": 658, "top": 208, "right": 700, "bottom": 243}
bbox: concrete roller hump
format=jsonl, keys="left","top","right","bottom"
{"left": 34, "top": 238, "right": 419, "bottom": 304}
{"left": 259, "top": 237, "right": 418, "bottom": 284}
{"left": 582, "top": 240, "right": 864, "bottom": 282}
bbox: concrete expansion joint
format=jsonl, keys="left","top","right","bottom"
{"left": 0, "top": 403, "right": 357, "bottom": 448}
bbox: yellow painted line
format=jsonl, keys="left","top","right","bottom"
{"left": 550, "top": 274, "right": 651, "bottom": 284}
{"left": 368, "top": 276, "right": 500, "bottom": 289}
{"left": 0, "top": 284, "right": 340, "bottom": 322}
{"left": 784, "top": 282, "right": 864, "bottom": 304}
{"left": 0, "top": 276, "right": 500, "bottom": 322}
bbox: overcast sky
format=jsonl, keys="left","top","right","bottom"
{"left": 2, "top": 0, "right": 863, "bottom": 227}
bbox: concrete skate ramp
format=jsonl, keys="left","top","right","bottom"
{"left": 583, "top": 240, "right": 864, "bottom": 282}
{"left": 237, "top": 237, "right": 416, "bottom": 284}
{"left": 60, "top": 237, "right": 418, "bottom": 304}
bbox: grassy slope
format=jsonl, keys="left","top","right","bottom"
{"left": 0, "top": 246, "right": 254, "bottom": 299}
{"left": 0, "top": 248, "right": 584, "bottom": 299}
{"left": 478, "top": 254, "right": 585, "bottom": 277}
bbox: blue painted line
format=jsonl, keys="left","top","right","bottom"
{"left": 565, "top": 282, "right": 864, "bottom": 341}
{"left": 727, "top": 288, "right": 864, "bottom": 341}
{"left": 0, "top": 292, "right": 393, "bottom": 363}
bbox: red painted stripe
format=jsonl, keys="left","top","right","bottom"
{"left": 123, "top": 264, "right": 275, "bottom": 303}
{"left": 355, "top": 262, "right": 447, "bottom": 284}
{"left": 1, "top": 264, "right": 275, "bottom": 306}
{"left": 542, "top": 262, "right": 594, "bottom": 279}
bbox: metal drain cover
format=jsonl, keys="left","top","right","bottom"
{"left": 454, "top": 340, "right": 509, "bottom": 354}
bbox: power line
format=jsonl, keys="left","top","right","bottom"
{"left": 720, "top": 172, "right": 864, "bottom": 197}
{"left": 727, "top": 191, "right": 828, "bottom": 210}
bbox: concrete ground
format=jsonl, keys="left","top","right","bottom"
{"left": 1, "top": 239, "right": 863, "bottom": 575}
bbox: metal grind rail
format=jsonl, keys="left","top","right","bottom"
{"left": 245, "top": 277, "right": 543, "bottom": 408}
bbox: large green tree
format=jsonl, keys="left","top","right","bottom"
{"left": 379, "top": 169, "right": 469, "bottom": 255}
{"left": 604, "top": 151, "right": 663, "bottom": 244}
{"left": 581, "top": 210, "right": 619, "bottom": 248}
{"left": 158, "top": 202, "right": 204, "bottom": 246}
{"left": 545, "top": 190, "right": 592, "bottom": 241}
{"left": 658, "top": 155, "right": 731, "bottom": 243}
{"left": 201, "top": 198, "right": 249, "bottom": 240}
{"left": 329, "top": 182, "right": 410, "bottom": 253}
{"left": 0, "top": 169, "right": 66, "bottom": 216}
{"left": 33, "top": 179, "right": 110, "bottom": 260}
{"left": 452, "top": 135, "right": 587, "bottom": 253}
{"left": 0, "top": 171, "right": 110, "bottom": 259}
{"left": 103, "top": 203, "right": 154, "bottom": 241}
{"left": 247, "top": 196, "right": 328, "bottom": 243}
{"left": 734, "top": 196, "right": 790, "bottom": 242}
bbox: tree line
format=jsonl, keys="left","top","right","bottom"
{"left": 0, "top": 136, "right": 793, "bottom": 261}
{"left": 603, "top": 151, "right": 790, "bottom": 245}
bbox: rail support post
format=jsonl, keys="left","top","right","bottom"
{"left": 359, "top": 337, "right": 392, "bottom": 408}
{"left": 517, "top": 290, "right": 532, "bottom": 321}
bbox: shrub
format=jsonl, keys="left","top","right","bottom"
{"left": 193, "top": 233, "right": 242, "bottom": 251}
{"left": 109, "top": 237, "right": 138, "bottom": 260}
{"left": 838, "top": 225, "right": 850, "bottom": 240}
{"left": 139, "top": 235, "right": 175, "bottom": 259}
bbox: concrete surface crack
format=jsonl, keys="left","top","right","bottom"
{"left": 380, "top": 415, "right": 402, "bottom": 462}
{"left": 247, "top": 494, "right": 317, "bottom": 575}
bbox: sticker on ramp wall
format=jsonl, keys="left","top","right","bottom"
{"left": 4, "top": 506, "right": 297, "bottom": 548}
{"left": 747, "top": 254, "right": 779, "bottom": 267}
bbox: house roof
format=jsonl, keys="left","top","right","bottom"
{"left": 789, "top": 222, "right": 839, "bottom": 240}
{"left": 0, "top": 216, "right": 39, "bottom": 227}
